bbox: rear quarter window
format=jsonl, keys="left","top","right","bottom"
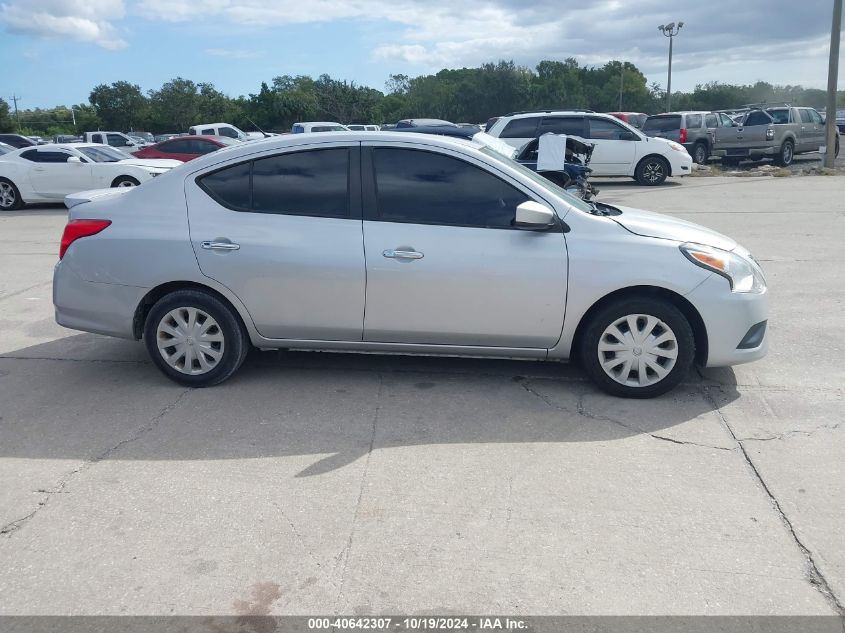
{"left": 500, "top": 117, "right": 541, "bottom": 139}
{"left": 685, "top": 114, "right": 703, "bottom": 128}
{"left": 642, "top": 116, "right": 681, "bottom": 133}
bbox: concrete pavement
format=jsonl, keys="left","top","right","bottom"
{"left": 0, "top": 176, "right": 843, "bottom": 617}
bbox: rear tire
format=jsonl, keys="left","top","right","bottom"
{"left": 692, "top": 142, "right": 709, "bottom": 165}
{"left": 112, "top": 176, "right": 140, "bottom": 188}
{"left": 579, "top": 298, "right": 695, "bottom": 398}
{"left": 143, "top": 289, "right": 249, "bottom": 387}
{"left": 0, "top": 178, "right": 24, "bottom": 211}
{"left": 774, "top": 140, "right": 794, "bottom": 166}
{"left": 635, "top": 156, "right": 669, "bottom": 185}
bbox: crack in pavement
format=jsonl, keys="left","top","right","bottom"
{"left": 0, "top": 388, "right": 191, "bottom": 538}
{"left": 737, "top": 422, "right": 843, "bottom": 442}
{"left": 519, "top": 378, "right": 733, "bottom": 452}
{"left": 334, "top": 372, "right": 383, "bottom": 611}
{"left": 702, "top": 385, "right": 845, "bottom": 619}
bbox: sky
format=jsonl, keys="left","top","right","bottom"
{"left": 1, "top": 0, "right": 843, "bottom": 109}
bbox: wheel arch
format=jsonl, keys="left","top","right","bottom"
{"left": 570, "top": 285, "right": 708, "bottom": 366}
{"left": 111, "top": 174, "right": 141, "bottom": 187}
{"left": 133, "top": 280, "right": 250, "bottom": 341}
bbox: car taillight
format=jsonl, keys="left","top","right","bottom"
{"left": 60, "top": 219, "right": 111, "bottom": 259}
{"left": 679, "top": 128, "right": 688, "bottom": 143}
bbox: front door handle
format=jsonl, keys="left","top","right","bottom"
{"left": 383, "top": 249, "right": 423, "bottom": 260}
{"left": 201, "top": 241, "right": 240, "bottom": 251}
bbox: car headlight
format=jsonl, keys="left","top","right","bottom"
{"left": 680, "top": 243, "right": 766, "bottom": 293}
{"left": 668, "top": 142, "right": 686, "bottom": 152}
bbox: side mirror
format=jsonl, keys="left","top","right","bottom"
{"left": 515, "top": 201, "right": 556, "bottom": 230}
{"left": 67, "top": 156, "right": 83, "bottom": 164}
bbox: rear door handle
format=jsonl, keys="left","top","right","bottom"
{"left": 383, "top": 249, "right": 423, "bottom": 260}
{"left": 201, "top": 241, "right": 240, "bottom": 251}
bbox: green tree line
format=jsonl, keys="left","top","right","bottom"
{"left": 1, "top": 58, "right": 842, "bottom": 136}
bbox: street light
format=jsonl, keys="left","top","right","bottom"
{"left": 658, "top": 21, "right": 684, "bottom": 111}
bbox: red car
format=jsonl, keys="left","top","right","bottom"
{"left": 131, "top": 135, "right": 237, "bottom": 162}
{"left": 606, "top": 112, "right": 648, "bottom": 129}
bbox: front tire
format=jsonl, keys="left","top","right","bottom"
{"left": 579, "top": 298, "right": 695, "bottom": 398}
{"left": 0, "top": 178, "right": 24, "bottom": 211}
{"left": 143, "top": 289, "right": 249, "bottom": 387}
{"left": 635, "top": 156, "right": 669, "bottom": 186}
{"left": 112, "top": 176, "right": 140, "bottom": 188}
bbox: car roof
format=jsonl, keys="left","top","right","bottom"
{"left": 502, "top": 110, "right": 611, "bottom": 120}
{"left": 295, "top": 122, "right": 345, "bottom": 126}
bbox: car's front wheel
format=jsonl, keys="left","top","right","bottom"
{"left": 112, "top": 176, "right": 140, "bottom": 188}
{"left": 0, "top": 178, "right": 23, "bottom": 211}
{"left": 143, "top": 289, "right": 249, "bottom": 387}
{"left": 635, "top": 156, "right": 669, "bottom": 185}
{"left": 579, "top": 298, "right": 695, "bottom": 398}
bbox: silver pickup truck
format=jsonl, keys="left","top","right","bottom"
{"left": 711, "top": 105, "right": 839, "bottom": 166}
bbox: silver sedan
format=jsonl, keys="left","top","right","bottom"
{"left": 53, "top": 132, "right": 768, "bottom": 397}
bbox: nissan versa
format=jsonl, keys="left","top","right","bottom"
{"left": 53, "top": 132, "right": 768, "bottom": 398}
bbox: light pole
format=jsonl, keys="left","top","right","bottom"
{"left": 824, "top": 0, "right": 842, "bottom": 168}
{"left": 658, "top": 22, "right": 683, "bottom": 111}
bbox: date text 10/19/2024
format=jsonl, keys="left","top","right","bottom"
{"left": 307, "top": 617, "right": 528, "bottom": 630}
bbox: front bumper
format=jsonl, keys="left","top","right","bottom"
{"left": 667, "top": 151, "right": 693, "bottom": 176}
{"left": 685, "top": 273, "right": 769, "bottom": 367}
{"left": 53, "top": 262, "right": 147, "bottom": 340}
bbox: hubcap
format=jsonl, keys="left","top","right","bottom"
{"left": 783, "top": 145, "right": 793, "bottom": 163}
{"left": 0, "top": 183, "right": 15, "bottom": 208}
{"left": 644, "top": 162, "right": 664, "bottom": 183}
{"left": 695, "top": 146, "right": 706, "bottom": 163}
{"left": 116, "top": 180, "right": 136, "bottom": 188}
{"left": 156, "top": 307, "right": 224, "bottom": 375}
{"left": 597, "top": 314, "right": 679, "bottom": 387}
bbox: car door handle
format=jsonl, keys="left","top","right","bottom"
{"left": 383, "top": 249, "right": 423, "bottom": 260}
{"left": 201, "top": 241, "right": 240, "bottom": 251}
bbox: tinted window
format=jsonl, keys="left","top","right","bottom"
{"left": 373, "top": 148, "right": 529, "bottom": 229}
{"left": 538, "top": 117, "right": 584, "bottom": 136}
{"left": 744, "top": 111, "right": 772, "bottom": 126}
{"left": 705, "top": 113, "right": 718, "bottom": 127}
{"left": 587, "top": 118, "right": 631, "bottom": 140}
{"left": 642, "top": 115, "right": 681, "bottom": 133}
{"left": 500, "top": 117, "right": 541, "bottom": 138}
{"left": 252, "top": 149, "right": 349, "bottom": 217}
{"left": 685, "top": 114, "right": 703, "bottom": 128}
{"left": 159, "top": 140, "right": 192, "bottom": 153}
{"left": 21, "top": 150, "right": 71, "bottom": 163}
{"left": 106, "top": 134, "right": 129, "bottom": 147}
{"left": 218, "top": 127, "right": 240, "bottom": 139}
{"left": 192, "top": 140, "right": 219, "bottom": 154}
{"left": 201, "top": 128, "right": 216, "bottom": 135}
{"left": 199, "top": 161, "right": 251, "bottom": 210}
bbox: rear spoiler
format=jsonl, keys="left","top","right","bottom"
{"left": 64, "top": 187, "right": 133, "bottom": 209}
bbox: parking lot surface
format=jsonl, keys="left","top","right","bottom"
{"left": 0, "top": 173, "right": 843, "bottom": 616}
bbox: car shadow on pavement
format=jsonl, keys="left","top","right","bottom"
{"left": 0, "top": 334, "right": 741, "bottom": 476}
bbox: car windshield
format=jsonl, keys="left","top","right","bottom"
{"left": 77, "top": 146, "right": 128, "bottom": 163}
{"left": 642, "top": 116, "right": 681, "bottom": 133}
{"left": 478, "top": 146, "right": 594, "bottom": 214}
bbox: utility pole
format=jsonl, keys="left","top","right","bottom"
{"left": 825, "top": 0, "right": 842, "bottom": 169}
{"left": 619, "top": 64, "right": 624, "bottom": 111}
{"left": 10, "top": 94, "right": 21, "bottom": 131}
{"left": 658, "top": 22, "right": 684, "bottom": 111}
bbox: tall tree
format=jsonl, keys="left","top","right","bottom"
{"left": 0, "top": 98, "right": 13, "bottom": 133}
{"left": 89, "top": 81, "right": 147, "bottom": 130}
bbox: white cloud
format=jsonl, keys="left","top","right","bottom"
{"left": 0, "top": 0, "right": 127, "bottom": 49}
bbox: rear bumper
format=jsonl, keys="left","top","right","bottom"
{"left": 685, "top": 274, "right": 769, "bottom": 367}
{"left": 53, "top": 262, "right": 147, "bottom": 340}
{"left": 712, "top": 146, "right": 777, "bottom": 158}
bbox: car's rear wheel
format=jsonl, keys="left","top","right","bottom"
{"left": 0, "top": 178, "right": 23, "bottom": 211}
{"left": 112, "top": 176, "right": 140, "bottom": 188}
{"left": 635, "top": 156, "right": 669, "bottom": 185}
{"left": 143, "top": 289, "right": 249, "bottom": 387}
{"left": 579, "top": 298, "right": 695, "bottom": 398}
{"left": 692, "top": 142, "right": 709, "bottom": 165}
{"left": 775, "top": 140, "right": 794, "bottom": 166}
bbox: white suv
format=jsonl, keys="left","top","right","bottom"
{"left": 487, "top": 111, "right": 692, "bottom": 185}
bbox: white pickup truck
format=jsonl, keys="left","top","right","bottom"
{"left": 188, "top": 123, "right": 267, "bottom": 141}
{"left": 82, "top": 131, "right": 143, "bottom": 150}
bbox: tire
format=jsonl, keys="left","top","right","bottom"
{"left": 691, "top": 142, "right": 709, "bottom": 165}
{"left": 111, "top": 175, "right": 140, "bottom": 188}
{"left": 775, "top": 140, "right": 794, "bottom": 166}
{"left": 143, "top": 289, "right": 249, "bottom": 387}
{"left": 634, "top": 156, "right": 669, "bottom": 186}
{"left": 579, "top": 298, "right": 695, "bottom": 398}
{"left": 0, "top": 178, "right": 24, "bottom": 211}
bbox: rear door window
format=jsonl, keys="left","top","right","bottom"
{"left": 198, "top": 162, "right": 252, "bottom": 210}
{"left": 744, "top": 111, "right": 772, "bottom": 126}
{"left": 500, "top": 117, "right": 541, "bottom": 139}
{"left": 538, "top": 117, "right": 585, "bottom": 136}
{"left": 587, "top": 118, "right": 632, "bottom": 140}
{"left": 705, "top": 113, "right": 718, "bottom": 128}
